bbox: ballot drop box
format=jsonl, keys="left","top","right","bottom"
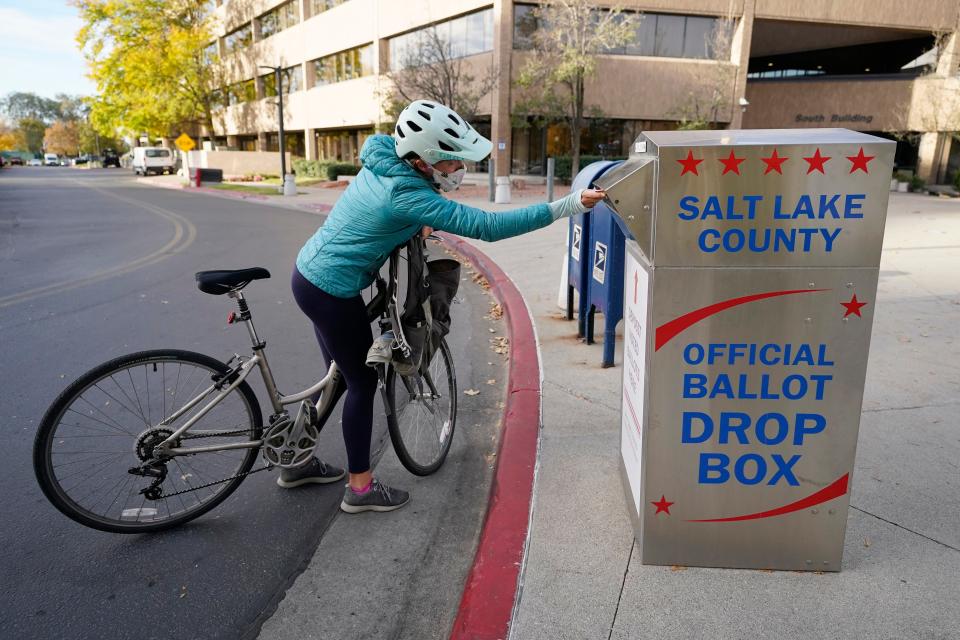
{"left": 596, "top": 129, "right": 894, "bottom": 571}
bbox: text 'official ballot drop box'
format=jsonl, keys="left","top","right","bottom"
{"left": 595, "top": 129, "right": 894, "bottom": 571}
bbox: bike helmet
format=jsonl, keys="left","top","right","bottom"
{"left": 393, "top": 100, "right": 492, "bottom": 164}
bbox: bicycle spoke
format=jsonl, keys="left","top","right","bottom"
{"left": 144, "top": 365, "right": 151, "bottom": 426}
{"left": 125, "top": 368, "right": 148, "bottom": 425}
{"left": 40, "top": 355, "right": 260, "bottom": 530}
{"left": 94, "top": 381, "right": 147, "bottom": 426}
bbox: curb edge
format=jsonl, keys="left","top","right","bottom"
{"left": 440, "top": 233, "right": 542, "bottom": 640}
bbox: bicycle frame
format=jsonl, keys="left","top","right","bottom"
{"left": 152, "top": 289, "right": 342, "bottom": 458}
{"left": 152, "top": 241, "right": 418, "bottom": 460}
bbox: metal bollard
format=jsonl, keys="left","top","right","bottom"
{"left": 547, "top": 157, "right": 555, "bottom": 201}
{"left": 488, "top": 158, "right": 495, "bottom": 202}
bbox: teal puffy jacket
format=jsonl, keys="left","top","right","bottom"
{"left": 296, "top": 135, "right": 553, "bottom": 298}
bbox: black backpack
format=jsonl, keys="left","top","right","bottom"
{"left": 394, "top": 236, "right": 461, "bottom": 374}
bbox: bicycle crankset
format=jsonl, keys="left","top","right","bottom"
{"left": 261, "top": 401, "right": 320, "bottom": 468}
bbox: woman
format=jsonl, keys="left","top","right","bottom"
{"left": 282, "top": 100, "right": 605, "bottom": 513}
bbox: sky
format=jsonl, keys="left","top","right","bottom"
{"left": 0, "top": 0, "right": 95, "bottom": 101}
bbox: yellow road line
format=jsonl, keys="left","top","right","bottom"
{"left": 0, "top": 181, "right": 197, "bottom": 309}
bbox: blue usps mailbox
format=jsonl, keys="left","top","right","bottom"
{"left": 567, "top": 161, "right": 620, "bottom": 341}
{"left": 585, "top": 197, "right": 629, "bottom": 367}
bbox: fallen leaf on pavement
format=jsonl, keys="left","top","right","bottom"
{"left": 486, "top": 379, "right": 496, "bottom": 385}
{"left": 864, "top": 536, "right": 872, "bottom": 548}
{"left": 464, "top": 389, "right": 480, "bottom": 396}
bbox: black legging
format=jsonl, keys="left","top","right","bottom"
{"left": 291, "top": 268, "right": 378, "bottom": 474}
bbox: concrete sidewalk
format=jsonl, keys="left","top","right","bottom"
{"left": 136, "top": 173, "right": 568, "bottom": 218}
{"left": 460, "top": 192, "right": 960, "bottom": 640}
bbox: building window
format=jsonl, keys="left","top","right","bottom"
{"left": 260, "top": 66, "right": 300, "bottom": 96}
{"left": 261, "top": 72, "right": 278, "bottom": 97}
{"left": 204, "top": 42, "right": 218, "bottom": 64}
{"left": 312, "top": 45, "right": 373, "bottom": 86}
{"left": 258, "top": 0, "right": 299, "bottom": 40}
{"left": 389, "top": 8, "right": 494, "bottom": 72}
{"left": 746, "top": 69, "right": 827, "bottom": 79}
{"left": 281, "top": 65, "right": 301, "bottom": 93}
{"left": 309, "top": 0, "right": 347, "bottom": 17}
{"left": 227, "top": 78, "right": 257, "bottom": 105}
{"left": 225, "top": 23, "right": 252, "bottom": 52}
{"left": 514, "top": 6, "right": 725, "bottom": 60}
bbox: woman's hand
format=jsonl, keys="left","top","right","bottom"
{"left": 580, "top": 189, "right": 606, "bottom": 208}
{"left": 421, "top": 226, "right": 434, "bottom": 239}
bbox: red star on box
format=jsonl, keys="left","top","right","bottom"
{"left": 804, "top": 148, "right": 831, "bottom": 174}
{"left": 841, "top": 294, "right": 868, "bottom": 318}
{"left": 761, "top": 149, "right": 788, "bottom": 175}
{"left": 677, "top": 150, "right": 703, "bottom": 176}
{"left": 718, "top": 150, "right": 746, "bottom": 175}
{"left": 847, "top": 147, "right": 875, "bottom": 174}
{"left": 651, "top": 495, "right": 674, "bottom": 515}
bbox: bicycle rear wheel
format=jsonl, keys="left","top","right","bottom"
{"left": 385, "top": 337, "right": 457, "bottom": 476}
{"left": 33, "top": 349, "right": 263, "bottom": 533}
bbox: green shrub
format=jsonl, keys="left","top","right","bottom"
{"left": 909, "top": 174, "right": 926, "bottom": 192}
{"left": 292, "top": 158, "right": 330, "bottom": 178}
{"left": 552, "top": 155, "right": 627, "bottom": 182}
{"left": 953, "top": 170, "right": 960, "bottom": 191}
{"left": 326, "top": 162, "right": 360, "bottom": 181}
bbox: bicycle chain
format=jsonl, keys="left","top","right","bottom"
{"left": 157, "top": 464, "right": 271, "bottom": 498}
{"left": 151, "top": 427, "right": 272, "bottom": 499}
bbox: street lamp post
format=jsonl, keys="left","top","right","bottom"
{"left": 259, "top": 64, "right": 294, "bottom": 196}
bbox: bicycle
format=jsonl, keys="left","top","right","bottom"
{"left": 33, "top": 240, "right": 458, "bottom": 533}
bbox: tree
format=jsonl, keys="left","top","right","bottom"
{"left": 385, "top": 26, "right": 498, "bottom": 124}
{"left": 0, "top": 121, "right": 17, "bottom": 152}
{"left": 74, "top": 0, "right": 221, "bottom": 140}
{"left": 0, "top": 91, "right": 87, "bottom": 123}
{"left": 44, "top": 121, "right": 81, "bottom": 156}
{"left": 16, "top": 118, "right": 47, "bottom": 154}
{"left": 0, "top": 92, "right": 61, "bottom": 123}
{"left": 672, "top": 16, "right": 736, "bottom": 130}
{"left": 514, "top": 1, "right": 634, "bottom": 177}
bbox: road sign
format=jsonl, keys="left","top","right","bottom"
{"left": 175, "top": 133, "right": 196, "bottom": 152}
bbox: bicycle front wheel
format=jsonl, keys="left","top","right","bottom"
{"left": 33, "top": 350, "right": 263, "bottom": 533}
{"left": 386, "top": 337, "right": 457, "bottom": 476}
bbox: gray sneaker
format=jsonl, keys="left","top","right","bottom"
{"left": 366, "top": 331, "right": 394, "bottom": 367}
{"left": 340, "top": 479, "right": 410, "bottom": 513}
{"left": 276, "top": 457, "right": 345, "bottom": 488}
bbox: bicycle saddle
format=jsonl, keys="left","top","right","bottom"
{"left": 195, "top": 268, "right": 271, "bottom": 295}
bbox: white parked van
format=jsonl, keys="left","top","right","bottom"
{"left": 44, "top": 153, "right": 59, "bottom": 166}
{"left": 132, "top": 147, "right": 176, "bottom": 175}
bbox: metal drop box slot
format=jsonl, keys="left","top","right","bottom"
{"left": 596, "top": 129, "right": 894, "bottom": 571}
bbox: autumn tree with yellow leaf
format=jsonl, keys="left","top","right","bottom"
{"left": 44, "top": 121, "right": 81, "bottom": 156}
{"left": 74, "top": 0, "right": 221, "bottom": 140}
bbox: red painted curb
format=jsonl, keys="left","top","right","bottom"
{"left": 439, "top": 233, "right": 541, "bottom": 640}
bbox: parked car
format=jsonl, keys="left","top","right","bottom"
{"left": 27, "top": 158, "right": 42, "bottom": 166}
{"left": 60, "top": 158, "right": 71, "bottom": 166}
{"left": 102, "top": 149, "right": 121, "bottom": 168}
{"left": 9, "top": 157, "right": 24, "bottom": 166}
{"left": 132, "top": 146, "right": 176, "bottom": 175}
{"left": 44, "top": 153, "right": 59, "bottom": 166}
{"left": 75, "top": 154, "right": 89, "bottom": 165}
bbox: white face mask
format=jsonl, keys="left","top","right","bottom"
{"left": 431, "top": 166, "right": 466, "bottom": 192}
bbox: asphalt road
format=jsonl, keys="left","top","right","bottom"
{"left": 0, "top": 167, "right": 502, "bottom": 639}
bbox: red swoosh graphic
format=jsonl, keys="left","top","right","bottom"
{"left": 687, "top": 473, "right": 849, "bottom": 523}
{"left": 654, "top": 289, "right": 829, "bottom": 351}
